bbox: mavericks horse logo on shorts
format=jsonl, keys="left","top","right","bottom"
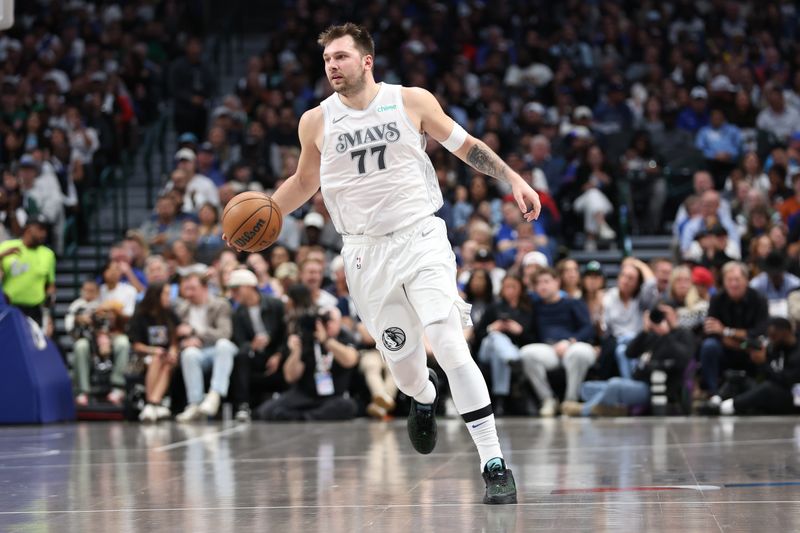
{"left": 382, "top": 327, "right": 406, "bottom": 351}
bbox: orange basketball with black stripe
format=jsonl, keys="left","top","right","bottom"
{"left": 222, "top": 191, "right": 283, "bottom": 252}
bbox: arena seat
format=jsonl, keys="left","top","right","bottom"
{"left": 0, "top": 302, "right": 75, "bottom": 424}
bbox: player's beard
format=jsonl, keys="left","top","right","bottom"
{"left": 333, "top": 69, "right": 367, "bottom": 97}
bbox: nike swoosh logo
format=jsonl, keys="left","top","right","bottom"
{"left": 422, "top": 227, "right": 435, "bottom": 237}
{"left": 471, "top": 421, "right": 487, "bottom": 429}
{"left": 332, "top": 115, "right": 349, "bottom": 124}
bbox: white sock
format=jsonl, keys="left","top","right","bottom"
{"left": 720, "top": 398, "right": 735, "bottom": 415}
{"left": 414, "top": 381, "right": 436, "bottom": 405}
{"left": 466, "top": 413, "right": 503, "bottom": 470}
{"left": 445, "top": 362, "right": 503, "bottom": 470}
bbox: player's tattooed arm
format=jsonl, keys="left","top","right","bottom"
{"left": 465, "top": 142, "right": 510, "bottom": 183}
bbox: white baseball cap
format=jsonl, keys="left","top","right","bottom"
{"left": 522, "top": 251, "right": 549, "bottom": 267}
{"left": 227, "top": 269, "right": 258, "bottom": 288}
{"left": 174, "top": 147, "right": 196, "bottom": 161}
{"left": 690, "top": 86, "right": 708, "bottom": 100}
{"left": 303, "top": 212, "right": 325, "bottom": 229}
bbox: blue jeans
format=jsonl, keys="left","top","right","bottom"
{"left": 579, "top": 377, "right": 650, "bottom": 416}
{"left": 614, "top": 334, "right": 637, "bottom": 379}
{"left": 181, "top": 338, "right": 238, "bottom": 404}
{"left": 478, "top": 331, "right": 520, "bottom": 396}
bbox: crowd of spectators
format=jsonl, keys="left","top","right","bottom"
{"left": 0, "top": 1, "right": 204, "bottom": 254}
{"left": 4, "top": 1, "right": 800, "bottom": 420}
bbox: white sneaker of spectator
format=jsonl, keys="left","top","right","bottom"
{"left": 598, "top": 222, "right": 616, "bottom": 241}
{"left": 235, "top": 404, "right": 251, "bottom": 423}
{"left": 106, "top": 389, "right": 125, "bottom": 406}
{"left": 139, "top": 404, "right": 158, "bottom": 423}
{"left": 176, "top": 404, "right": 204, "bottom": 422}
{"left": 199, "top": 391, "right": 221, "bottom": 417}
{"left": 154, "top": 405, "right": 172, "bottom": 420}
{"left": 539, "top": 398, "right": 559, "bottom": 417}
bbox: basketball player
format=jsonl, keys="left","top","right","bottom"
{"left": 226, "top": 23, "right": 540, "bottom": 504}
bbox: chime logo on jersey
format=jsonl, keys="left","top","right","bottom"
{"left": 335, "top": 121, "right": 401, "bottom": 153}
{"left": 381, "top": 327, "right": 406, "bottom": 352}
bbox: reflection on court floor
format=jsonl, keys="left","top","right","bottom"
{"left": 1, "top": 417, "right": 799, "bottom": 532}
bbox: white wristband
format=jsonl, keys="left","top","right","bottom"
{"left": 440, "top": 122, "right": 468, "bottom": 152}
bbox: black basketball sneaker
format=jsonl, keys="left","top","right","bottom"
{"left": 407, "top": 368, "right": 439, "bottom": 454}
{"left": 482, "top": 457, "right": 518, "bottom": 504}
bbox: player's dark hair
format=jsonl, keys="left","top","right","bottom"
{"left": 318, "top": 23, "right": 375, "bottom": 57}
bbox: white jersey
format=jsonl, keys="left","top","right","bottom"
{"left": 319, "top": 83, "right": 442, "bottom": 236}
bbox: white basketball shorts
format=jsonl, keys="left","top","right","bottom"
{"left": 341, "top": 215, "right": 472, "bottom": 362}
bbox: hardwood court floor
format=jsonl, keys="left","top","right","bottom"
{"left": 1, "top": 416, "right": 799, "bottom": 532}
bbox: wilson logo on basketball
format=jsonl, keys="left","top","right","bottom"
{"left": 234, "top": 218, "right": 266, "bottom": 247}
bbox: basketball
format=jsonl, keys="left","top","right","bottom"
{"left": 222, "top": 191, "right": 283, "bottom": 252}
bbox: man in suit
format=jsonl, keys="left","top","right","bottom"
{"left": 228, "top": 269, "right": 288, "bottom": 422}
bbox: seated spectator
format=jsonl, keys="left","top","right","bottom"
{"left": 196, "top": 203, "right": 226, "bottom": 263}
{"left": 299, "top": 257, "right": 338, "bottom": 308}
{"left": 695, "top": 107, "right": 742, "bottom": 188}
{"left": 680, "top": 190, "right": 741, "bottom": 260}
{"left": 519, "top": 268, "right": 596, "bottom": 417}
{"left": 562, "top": 303, "right": 694, "bottom": 416}
{"left": 139, "top": 195, "right": 183, "bottom": 253}
{"left": 702, "top": 317, "right": 800, "bottom": 416}
{"left": 166, "top": 160, "right": 217, "bottom": 215}
{"left": 495, "top": 201, "right": 524, "bottom": 269}
{"left": 686, "top": 225, "right": 735, "bottom": 278}
{"left": 526, "top": 135, "right": 566, "bottom": 196}
{"left": 256, "top": 285, "right": 359, "bottom": 421}
{"left": 174, "top": 273, "right": 238, "bottom": 422}
{"left": 128, "top": 283, "right": 180, "bottom": 423}
{"left": 70, "top": 299, "right": 129, "bottom": 407}
{"left": 651, "top": 105, "right": 697, "bottom": 171}
{"left": 749, "top": 251, "right": 800, "bottom": 317}
{"left": 228, "top": 269, "right": 288, "bottom": 422}
{"left": 674, "top": 171, "right": 731, "bottom": 241}
{"left": 678, "top": 87, "right": 710, "bottom": 134}
{"left": 472, "top": 249, "right": 507, "bottom": 296}
{"left": 196, "top": 142, "right": 225, "bottom": 186}
{"left": 17, "top": 155, "right": 64, "bottom": 253}
{"left": 108, "top": 243, "right": 146, "bottom": 292}
{"left": 651, "top": 258, "right": 674, "bottom": 299}
{"left": 519, "top": 250, "right": 550, "bottom": 293}
{"left": 245, "top": 253, "right": 281, "bottom": 297}
{"left": 602, "top": 258, "right": 658, "bottom": 379}
{"left": 620, "top": 130, "right": 666, "bottom": 233}
{"left": 700, "top": 262, "right": 769, "bottom": 404}
{"left": 757, "top": 84, "right": 800, "bottom": 144}
{"left": 592, "top": 82, "right": 634, "bottom": 135}
{"left": 581, "top": 261, "right": 606, "bottom": 337}
{"left": 661, "top": 265, "right": 709, "bottom": 331}
{"left": 462, "top": 269, "right": 495, "bottom": 336}
{"left": 275, "top": 261, "right": 300, "bottom": 296}
{"left": 169, "top": 239, "right": 207, "bottom": 278}
{"left": 572, "top": 145, "right": 616, "bottom": 248}
{"left": 99, "top": 261, "right": 138, "bottom": 318}
{"left": 66, "top": 280, "right": 100, "bottom": 403}
{"left": 473, "top": 274, "right": 538, "bottom": 415}
{"left": 141, "top": 255, "right": 179, "bottom": 301}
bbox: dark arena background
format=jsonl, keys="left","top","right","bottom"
{"left": 1, "top": 1, "right": 800, "bottom": 531}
